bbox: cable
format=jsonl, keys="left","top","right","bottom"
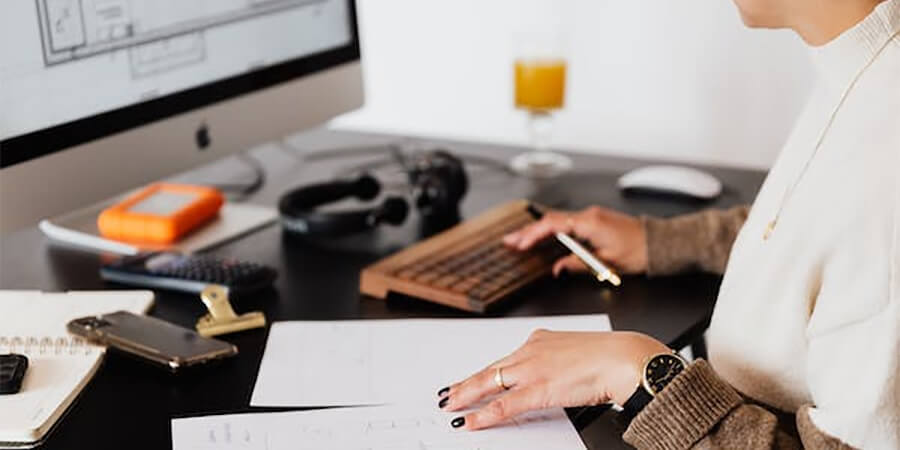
{"left": 198, "top": 138, "right": 515, "bottom": 201}
{"left": 209, "top": 151, "right": 267, "bottom": 199}
{"left": 289, "top": 141, "right": 516, "bottom": 180}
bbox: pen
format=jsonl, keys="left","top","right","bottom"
{"left": 526, "top": 204, "right": 622, "bottom": 286}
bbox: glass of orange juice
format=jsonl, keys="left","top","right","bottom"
{"left": 510, "top": 33, "right": 572, "bottom": 177}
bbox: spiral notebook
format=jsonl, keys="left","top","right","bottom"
{"left": 0, "top": 290, "right": 155, "bottom": 449}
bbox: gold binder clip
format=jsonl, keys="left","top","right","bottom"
{"left": 196, "top": 285, "right": 266, "bottom": 337}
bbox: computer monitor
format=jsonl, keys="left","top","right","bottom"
{"left": 0, "top": 0, "right": 363, "bottom": 234}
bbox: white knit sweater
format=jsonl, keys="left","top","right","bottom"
{"left": 707, "top": 1, "right": 900, "bottom": 448}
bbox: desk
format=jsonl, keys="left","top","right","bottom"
{"left": 0, "top": 129, "right": 766, "bottom": 450}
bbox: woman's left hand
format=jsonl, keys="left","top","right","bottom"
{"left": 438, "top": 330, "right": 671, "bottom": 430}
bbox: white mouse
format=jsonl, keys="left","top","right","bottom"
{"left": 617, "top": 165, "right": 723, "bottom": 200}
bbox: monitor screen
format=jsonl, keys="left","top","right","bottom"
{"left": 0, "top": 0, "right": 358, "bottom": 167}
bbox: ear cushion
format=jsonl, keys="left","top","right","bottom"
{"left": 375, "top": 196, "right": 410, "bottom": 225}
{"left": 353, "top": 174, "right": 380, "bottom": 201}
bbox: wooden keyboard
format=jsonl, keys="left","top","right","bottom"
{"left": 360, "top": 200, "right": 566, "bottom": 312}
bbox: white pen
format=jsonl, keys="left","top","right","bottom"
{"left": 527, "top": 204, "right": 622, "bottom": 286}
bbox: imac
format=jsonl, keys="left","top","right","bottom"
{"left": 0, "top": 0, "right": 363, "bottom": 234}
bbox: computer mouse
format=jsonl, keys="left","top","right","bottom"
{"left": 617, "top": 165, "right": 723, "bottom": 200}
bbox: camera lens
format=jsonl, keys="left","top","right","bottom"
{"left": 82, "top": 317, "right": 110, "bottom": 329}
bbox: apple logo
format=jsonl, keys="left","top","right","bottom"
{"left": 195, "top": 123, "right": 211, "bottom": 150}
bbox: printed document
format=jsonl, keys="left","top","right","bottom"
{"left": 251, "top": 315, "right": 611, "bottom": 407}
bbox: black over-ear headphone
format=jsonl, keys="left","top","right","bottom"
{"left": 278, "top": 151, "right": 468, "bottom": 237}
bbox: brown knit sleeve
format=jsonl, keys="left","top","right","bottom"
{"left": 641, "top": 206, "right": 750, "bottom": 276}
{"left": 622, "top": 360, "right": 856, "bottom": 450}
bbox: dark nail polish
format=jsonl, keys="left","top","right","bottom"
{"left": 437, "top": 386, "right": 450, "bottom": 397}
{"left": 451, "top": 417, "right": 465, "bottom": 428}
{"left": 438, "top": 396, "right": 450, "bottom": 409}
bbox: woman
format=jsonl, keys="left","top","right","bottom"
{"left": 438, "top": 0, "right": 900, "bottom": 448}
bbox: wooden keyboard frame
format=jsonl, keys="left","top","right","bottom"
{"left": 360, "top": 200, "right": 556, "bottom": 313}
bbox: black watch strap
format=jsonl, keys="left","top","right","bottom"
{"left": 618, "top": 385, "right": 654, "bottom": 426}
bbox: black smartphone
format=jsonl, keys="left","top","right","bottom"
{"left": 67, "top": 311, "right": 237, "bottom": 372}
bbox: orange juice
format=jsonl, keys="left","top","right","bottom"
{"left": 514, "top": 59, "right": 566, "bottom": 111}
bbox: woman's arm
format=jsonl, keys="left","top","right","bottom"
{"left": 503, "top": 205, "right": 750, "bottom": 277}
{"left": 623, "top": 360, "right": 853, "bottom": 450}
{"left": 442, "top": 304, "right": 898, "bottom": 449}
{"left": 441, "top": 331, "right": 867, "bottom": 449}
{"left": 642, "top": 205, "right": 749, "bottom": 276}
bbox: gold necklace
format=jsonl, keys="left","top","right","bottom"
{"left": 763, "top": 28, "right": 900, "bottom": 241}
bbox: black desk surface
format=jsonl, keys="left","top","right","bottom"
{"left": 0, "top": 129, "right": 766, "bottom": 450}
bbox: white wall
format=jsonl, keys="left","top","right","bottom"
{"left": 331, "top": 0, "right": 816, "bottom": 170}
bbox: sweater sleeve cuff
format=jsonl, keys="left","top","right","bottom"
{"left": 623, "top": 359, "right": 743, "bottom": 450}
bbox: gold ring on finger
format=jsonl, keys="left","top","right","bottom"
{"left": 494, "top": 367, "right": 511, "bottom": 391}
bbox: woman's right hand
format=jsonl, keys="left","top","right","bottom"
{"left": 503, "top": 206, "right": 649, "bottom": 276}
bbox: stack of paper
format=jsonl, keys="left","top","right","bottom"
{"left": 172, "top": 314, "right": 611, "bottom": 449}
{"left": 250, "top": 315, "right": 611, "bottom": 407}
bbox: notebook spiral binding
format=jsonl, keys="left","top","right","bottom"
{"left": 0, "top": 336, "right": 97, "bottom": 356}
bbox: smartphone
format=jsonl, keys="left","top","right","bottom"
{"left": 67, "top": 311, "right": 238, "bottom": 372}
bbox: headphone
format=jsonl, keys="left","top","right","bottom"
{"left": 278, "top": 150, "right": 468, "bottom": 237}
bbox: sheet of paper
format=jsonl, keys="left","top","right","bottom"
{"left": 172, "top": 405, "right": 587, "bottom": 450}
{"left": 251, "top": 315, "right": 611, "bottom": 407}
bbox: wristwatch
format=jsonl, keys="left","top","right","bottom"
{"left": 619, "top": 352, "right": 688, "bottom": 425}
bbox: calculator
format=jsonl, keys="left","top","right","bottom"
{"left": 0, "top": 354, "right": 28, "bottom": 395}
{"left": 100, "top": 252, "right": 277, "bottom": 295}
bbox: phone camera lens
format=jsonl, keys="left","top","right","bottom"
{"left": 83, "top": 317, "right": 110, "bottom": 329}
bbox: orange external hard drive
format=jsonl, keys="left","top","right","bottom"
{"left": 98, "top": 183, "right": 224, "bottom": 245}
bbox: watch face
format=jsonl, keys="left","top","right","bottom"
{"left": 644, "top": 354, "right": 685, "bottom": 395}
